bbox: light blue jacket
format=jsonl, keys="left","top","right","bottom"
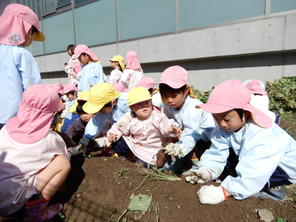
{"left": 163, "top": 96, "right": 215, "bottom": 156}
{"left": 0, "top": 44, "right": 42, "bottom": 124}
{"left": 77, "top": 62, "right": 106, "bottom": 92}
{"left": 198, "top": 121, "right": 296, "bottom": 200}
{"left": 84, "top": 93, "right": 130, "bottom": 139}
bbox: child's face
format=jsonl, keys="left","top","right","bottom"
{"left": 130, "top": 100, "right": 153, "bottom": 121}
{"left": 23, "top": 30, "right": 37, "bottom": 47}
{"left": 161, "top": 89, "right": 188, "bottom": 109}
{"left": 213, "top": 110, "right": 246, "bottom": 132}
{"left": 80, "top": 113, "right": 94, "bottom": 122}
{"left": 78, "top": 54, "right": 90, "bottom": 65}
{"left": 66, "top": 92, "right": 77, "bottom": 100}
{"left": 111, "top": 61, "right": 119, "bottom": 69}
{"left": 99, "top": 100, "right": 116, "bottom": 114}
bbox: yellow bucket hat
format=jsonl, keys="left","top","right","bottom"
{"left": 128, "top": 87, "right": 152, "bottom": 106}
{"left": 110, "top": 55, "right": 125, "bottom": 70}
{"left": 69, "top": 90, "right": 90, "bottom": 113}
{"left": 83, "top": 83, "right": 120, "bottom": 114}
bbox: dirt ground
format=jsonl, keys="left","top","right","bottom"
{"left": 59, "top": 117, "right": 296, "bottom": 222}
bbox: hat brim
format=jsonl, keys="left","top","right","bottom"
{"left": 34, "top": 31, "right": 45, "bottom": 41}
{"left": 198, "top": 103, "right": 233, "bottom": 114}
{"left": 82, "top": 102, "right": 104, "bottom": 114}
{"left": 158, "top": 79, "right": 186, "bottom": 89}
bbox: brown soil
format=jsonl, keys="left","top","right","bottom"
{"left": 61, "top": 155, "right": 296, "bottom": 222}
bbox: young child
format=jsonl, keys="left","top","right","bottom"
{"left": 65, "top": 91, "right": 94, "bottom": 145}
{"left": 136, "top": 76, "right": 163, "bottom": 110}
{"left": 61, "top": 84, "right": 79, "bottom": 132}
{"left": 78, "top": 83, "right": 130, "bottom": 154}
{"left": 73, "top": 44, "right": 107, "bottom": 92}
{"left": 100, "top": 87, "right": 181, "bottom": 167}
{"left": 159, "top": 66, "right": 216, "bottom": 174}
{"left": 121, "top": 51, "right": 144, "bottom": 90}
{"left": 64, "top": 44, "right": 81, "bottom": 86}
{"left": 185, "top": 79, "right": 296, "bottom": 204}
{"left": 0, "top": 84, "right": 71, "bottom": 219}
{"left": 243, "top": 79, "right": 276, "bottom": 123}
{"left": 109, "top": 55, "right": 125, "bottom": 85}
{"left": 0, "top": 3, "right": 44, "bottom": 128}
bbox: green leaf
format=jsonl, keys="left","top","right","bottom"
{"left": 128, "top": 194, "right": 152, "bottom": 212}
{"left": 277, "top": 218, "right": 286, "bottom": 222}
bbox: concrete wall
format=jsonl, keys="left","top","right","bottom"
{"left": 38, "top": 11, "right": 296, "bottom": 91}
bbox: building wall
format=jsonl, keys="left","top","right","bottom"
{"left": 5, "top": 0, "right": 296, "bottom": 90}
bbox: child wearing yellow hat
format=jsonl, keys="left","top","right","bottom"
{"left": 109, "top": 55, "right": 125, "bottom": 85}
{"left": 98, "top": 87, "right": 181, "bottom": 168}
{"left": 78, "top": 82, "right": 130, "bottom": 154}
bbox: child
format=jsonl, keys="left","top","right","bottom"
{"left": 64, "top": 44, "right": 81, "bottom": 86}
{"left": 136, "top": 76, "right": 163, "bottom": 110}
{"left": 78, "top": 83, "right": 130, "bottom": 154}
{"left": 0, "top": 3, "right": 44, "bottom": 128}
{"left": 109, "top": 55, "right": 125, "bottom": 85}
{"left": 61, "top": 84, "right": 79, "bottom": 132}
{"left": 73, "top": 44, "right": 107, "bottom": 92}
{"left": 185, "top": 79, "right": 296, "bottom": 204}
{"left": 243, "top": 79, "right": 276, "bottom": 123}
{"left": 121, "top": 51, "right": 144, "bottom": 90}
{"left": 65, "top": 91, "right": 94, "bottom": 145}
{"left": 159, "top": 66, "right": 216, "bottom": 174}
{"left": 0, "top": 84, "right": 71, "bottom": 219}
{"left": 100, "top": 87, "right": 181, "bottom": 167}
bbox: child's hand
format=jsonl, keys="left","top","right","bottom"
{"left": 168, "top": 126, "right": 182, "bottom": 138}
{"left": 107, "top": 133, "right": 118, "bottom": 143}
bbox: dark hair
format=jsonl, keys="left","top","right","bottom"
{"left": 159, "top": 83, "right": 187, "bottom": 97}
{"left": 76, "top": 101, "right": 87, "bottom": 115}
{"left": 234, "top": 109, "right": 244, "bottom": 121}
{"left": 67, "top": 44, "right": 75, "bottom": 51}
{"left": 103, "top": 101, "right": 112, "bottom": 108}
{"left": 66, "top": 90, "right": 76, "bottom": 96}
{"left": 31, "top": 26, "right": 39, "bottom": 34}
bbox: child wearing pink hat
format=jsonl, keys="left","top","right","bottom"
{"left": 73, "top": 44, "right": 107, "bottom": 91}
{"left": 243, "top": 79, "right": 276, "bottom": 122}
{"left": 159, "top": 65, "right": 215, "bottom": 174}
{"left": 0, "top": 84, "right": 70, "bottom": 219}
{"left": 120, "top": 51, "right": 144, "bottom": 91}
{"left": 0, "top": 3, "right": 44, "bottom": 128}
{"left": 64, "top": 44, "right": 81, "bottom": 86}
{"left": 61, "top": 84, "right": 80, "bottom": 132}
{"left": 185, "top": 79, "right": 296, "bottom": 204}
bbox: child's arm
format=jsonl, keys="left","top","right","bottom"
{"left": 14, "top": 48, "right": 42, "bottom": 89}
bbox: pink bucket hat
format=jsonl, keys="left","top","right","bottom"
{"left": 244, "top": 79, "right": 267, "bottom": 95}
{"left": 6, "top": 84, "right": 61, "bottom": 144}
{"left": 113, "top": 82, "right": 127, "bottom": 92}
{"left": 125, "top": 51, "right": 141, "bottom": 69}
{"left": 198, "top": 79, "right": 272, "bottom": 128}
{"left": 136, "top": 77, "right": 155, "bottom": 89}
{"left": 159, "top": 65, "right": 188, "bottom": 89}
{"left": 47, "top": 82, "right": 64, "bottom": 95}
{"left": 62, "top": 84, "right": 78, "bottom": 94}
{"left": 0, "top": 3, "right": 45, "bottom": 45}
{"left": 73, "top": 44, "right": 99, "bottom": 61}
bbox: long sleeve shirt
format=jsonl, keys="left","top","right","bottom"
{"left": 77, "top": 62, "right": 106, "bottom": 92}
{"left": 107, "top": 110, "right": 180, "bottom": 165}
{"left": 121, "top": 68, "right": 144, "bottom": 90}
{"left": 163, "top": 96, "right": 215, "bottom": 156}
{"left": 83, "top": 93, "right": 130, "bottom": 139}
{"left": 198, "top": 121, "right": 296, "bottom": 200}
{"left": 0, "top": 44, "right": 42, "bottom": 124}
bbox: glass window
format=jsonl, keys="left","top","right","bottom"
{"left": 119, "top": 0, "right": 175, "bottom": 41}
{"left": 27, "top": 40, "right": 44, "bottom": 56}
{"left": 75, "top": 0, "right": 116, "bottom": 46}
{"left": 74, "top": 0, "right": 96, "bottom": 7}
{"left": 42, "top": 0, "right": 56, "bottom": 15}
{"left": 42, "top": 10, "right": 75, "bottom": 53}
{"left": 180, "top": 0, "right": 265, "bottom": 31}
{"left": 271, "top": 0, "right": 296, "bottom": 13}
{"left": 57, "top": 0, "right": 71, "bottom": 9}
